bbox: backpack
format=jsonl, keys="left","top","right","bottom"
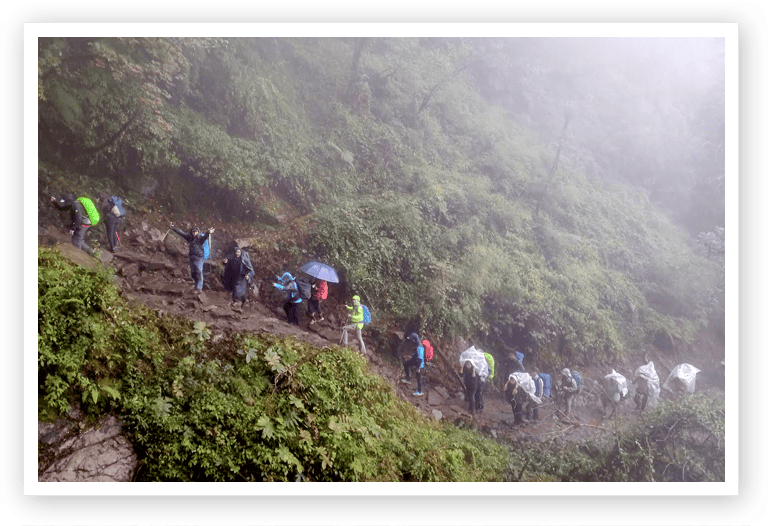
{"left": 539, "top": 372, "right": 552, "bottom": 397}
{"left": 361, "top": 305, "right": 372, "bottom": 325}
{"left": 296, "top": 278, "right": 312, "bottom": 300}
{"left": 422, "top": 339, "right": 434, "bottom": 362}
{"left": 200, "top": 235, "right": 211, "bottom": 260}
{"left": 77, "top": 197, "right": 100, "bottom": 226}
{"left": 572, "top": 370, "right": 583, "bottom": 393}
{"left": 316, "top": 280, "right": 328, "bottom": 300}
{"left": 110, "top": 195, "right": 126, "bottom": 217}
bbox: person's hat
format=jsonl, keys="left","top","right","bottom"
{"left": 353, "top": 295, "right": 361, "bottom": 303}
{"left": 561, "top": 368, "right": 571, "bottom": 377}
{"left": 406, "top": 332, "right": 419, "bottom": 343}
{"left": 190, "top": 227, "right": 200, "bottom": 235}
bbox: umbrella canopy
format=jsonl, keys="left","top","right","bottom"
{"left": 300, "top": 261, "right": 340, "bottom": 283}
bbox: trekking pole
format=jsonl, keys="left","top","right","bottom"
{"left": 146, "top": 228, "right": 171, "bottom": 269}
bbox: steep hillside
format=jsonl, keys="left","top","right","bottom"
{"left": 38, "top": 36, "right": 724, "bottom": 399}
{"left": 39, "top": 189, "right": 723, "bottom": 486}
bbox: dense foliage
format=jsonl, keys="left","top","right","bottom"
{"left": 511, "top": 394, "right": 725, "bottom": 482}
{"left": 38, "top": 36, "right": 724, "bottom": 369}
{"left": 37, "top": 248, "right": 725, "bottom": 482}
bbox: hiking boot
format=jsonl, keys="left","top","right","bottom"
{"left": 318, "top": 317, "right": 324, "bottom": 322}
{"left": 400, "top": 378, "right": 412, "bottom": 384}
{"left": 309, "top": 319, "right": 315, "bottom": 325}
{"left": 412, "top": 391, "right": 423, "bottom": 397}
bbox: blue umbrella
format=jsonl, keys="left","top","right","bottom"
{"left": 300, "top": 261, "right": 340, "bottom": 283}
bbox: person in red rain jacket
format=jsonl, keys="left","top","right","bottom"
{"left": 308, "top": 278, "right": 328, "bottom": 325}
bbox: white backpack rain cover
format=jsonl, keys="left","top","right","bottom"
{"left": 508, "top": 372, "right": 542, "bottom": 405}
{"left": 634, "top": 361, "right": 661, "bottom": 406}
{"left": 604, "top": 369, "right": 629, "bottom": 402}
{"left": 663, "top": 363, "right": 701, "bottom": 393}
{"left": 459, "top": 346, "right": 490, "bottom": 381}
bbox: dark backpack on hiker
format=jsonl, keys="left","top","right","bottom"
{"left": 296, "top": 278, "right": 312, "bottom": 300}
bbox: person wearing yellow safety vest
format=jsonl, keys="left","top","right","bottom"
{"left": 339, "top": 295, "right": 367, "bottom": 355}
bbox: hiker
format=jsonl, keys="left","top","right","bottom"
{"left": 307, "top": 278, "right": 328, "bottom": 325}
{"left": 339, "top": 295, "right": 366, "bottom": 354}
{"left": 504, "top": 351, "right": 525, "bottom": 379}
{"left": 273, "top": 272, "right": 302, "bottom": 326}
{"left": 663, "top": 363, "right": 702, "bottom": 397}
{"left": 633, "top": 372, "right": 652, "bottom": 411}
{"left": 459, "top": 346, "right": 490, "bottom": 415}
{"left": 170, "top": 223, "right": 215, "bottom": 292}
{"left": 50, "top": 193, "right": 94, "bottom": 255}
{"left": 462, "top": 361, "right": 483, "bottom": 415}
{"left": 557, "top": 368, "right": 579, "bottom": 416}
{"left": 462, "top": 358, "right": 488, "bottom": 415}
{"left": 600, "top": 371, "right": 628, "bottom": 418}
{"left": 527, "top": 369, "right": 545, "bottom": 421}
{"left": 400, "top": 332, "right": 425, "bottom": 397}
{"left": 503, "top": 375, "right": 528, "bottom": 425}
{"left": 98, "top": 192, "right": 125, "bottom": 253}
{"left": 484, "top": 351, "right": 496, "bottom": 386}
{"left": 223, "top": 246, "right": 254, "bottom": 306}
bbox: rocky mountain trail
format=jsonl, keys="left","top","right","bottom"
{"left": 37, "top": 208, "right": 725, "bottom": 481}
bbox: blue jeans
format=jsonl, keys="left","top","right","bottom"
{"left": 189, "top": 256, "right": 204, "bottom": 290}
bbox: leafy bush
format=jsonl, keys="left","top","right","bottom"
{"left": 507, "top": 394, "right": 725, "bottom": 482}
{"left": 122, "top": 333, "right": 509, "bottom": 482}
{"left": 37, "top": 246, "right": 184, "bottom": 418}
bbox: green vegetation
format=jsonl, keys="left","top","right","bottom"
{"left": 511, "top": 394, "right": 725, "bottom": 482}
{"left": 37, "top": 37, "right": 726, "bottom": 482}
{"left": 38, "top": 37, "right": 723, "bottom": 367}
{"left": 38, "top": 247, "right": 509, "bottom": 481}
{"left": 37, "top": 247, "right": 725, "bottom": 482}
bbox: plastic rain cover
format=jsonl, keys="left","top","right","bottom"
{"left": 634, "top": 361, "right": 661, "bottom": 406}
{"left": 604, "top": 369, "right": 629, "bottom": 400}
{"left": 508, "top": 371, "right": 542, "bottom": 405}
{"left": 459, "top": 346, "right": 490, "bottom": 381}
{"left": 663, "top": 363, "right": 701, "bottom": 393}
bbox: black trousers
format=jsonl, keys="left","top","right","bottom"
{"left": 104, "top": 214, "right": 121, "bottom": 252}
{"left": 284, "top": 301, "right": 301, "bottom": 325}
{"left": 464, "top": 375, "right": 484, "bottom": 414}
{"left": 403, "top": 355, "right": 423, "bottom": 392}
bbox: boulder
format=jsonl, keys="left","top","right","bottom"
{"left": 39, "top": 415, "right": 137, "bottom": 482}
{"left": 427, "top": 390, "right": 444, "bottom": 406}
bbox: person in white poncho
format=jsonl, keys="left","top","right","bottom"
{"left": 459, "top": 346, "right": 489, "bottom": 415}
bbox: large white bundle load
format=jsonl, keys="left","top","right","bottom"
{"left": 459, "top": 346, "right": 490, "bottom": 381}
{"left": 604, "top": 369, "right": 629, "bottom": 401}
{"left": 634, "top": 361, "right": 661, "bottom": 406}
{"left": 508, "top": 371, "right": 542, "bottom": 405}
{"left": 663, "top": 363, "right": 701, "bottom": 393}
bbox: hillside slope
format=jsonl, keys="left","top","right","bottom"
{"left": 39, "top": 199, "right": 726, "bottom": 449}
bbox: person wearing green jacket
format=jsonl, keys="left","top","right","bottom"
{"left": 484, "top": 352, "right": 496, "bottom": 383}
{"left": 339, "top": 295, "right": 366, "bottom": 355}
